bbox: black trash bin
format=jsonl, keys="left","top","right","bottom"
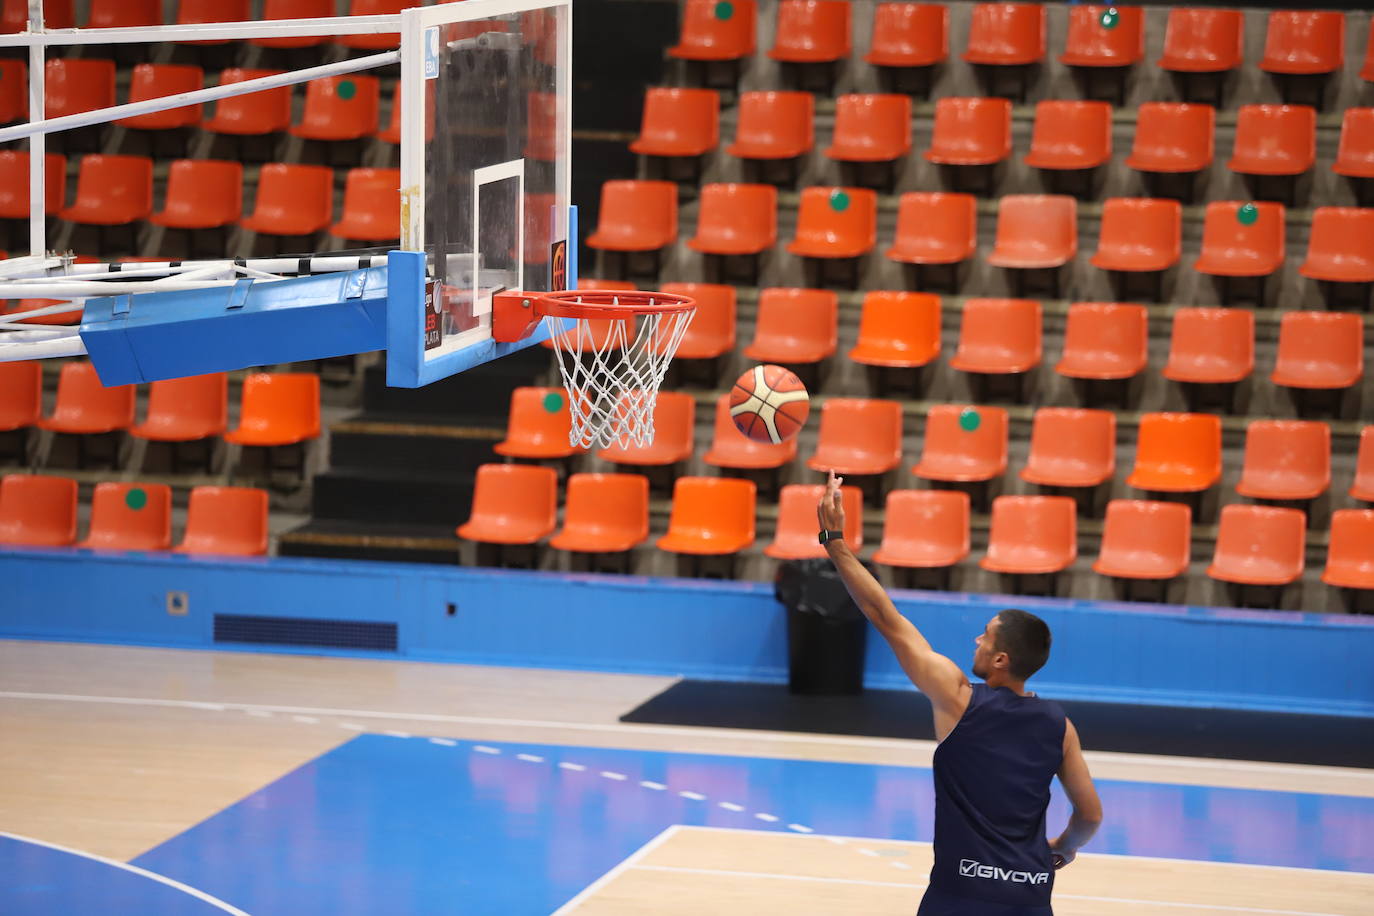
{"left": 775, "top": 558, "right": 870, "bottom": 695}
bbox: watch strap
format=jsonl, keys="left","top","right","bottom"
{"left": 818, "top": 529, "right": 844, "bottom": 545}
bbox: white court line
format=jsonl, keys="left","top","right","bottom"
{"left": 0, "top": 831, "right": 253, "bottom": 915}
{"left": 549, "top": 825, "right": 682, "bottom": 915}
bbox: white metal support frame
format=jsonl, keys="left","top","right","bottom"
{"left": 471, "top": 160, "right": 526, "bottom": 317}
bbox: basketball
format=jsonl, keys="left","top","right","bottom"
{"left": 729, "top": 364, "right": 810, "bottom": 444}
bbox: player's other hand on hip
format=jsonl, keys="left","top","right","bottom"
{"left": 817, "top": 469, "right": 845, "bottom": 532}
{"left": 1049, "top": 837, "right": 1075, "bottom": 869}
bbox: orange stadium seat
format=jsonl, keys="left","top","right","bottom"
{"left": 806, "top": 398, "right": 904, "bottom": 476}
{"left": 175, "top": 486, "right": 269, "bottom": 556}
{"left": 1162, "top": 307, "right": 1254, "bottom": 385}
{"left": 1126, "top": 102, "right": 1214, "bottom": 173}
{"left": 1024, "top": 100, "right": 1113, "bottom": 170}
{"left": 0, "top": 151, "right": 66, "bottom": 219}
{"left": 549, "top": 473, "right": 650, "bottom": 554}
{"left": 765, "top": 483, "right": 863, "bottom": 559}
{"left": 129, "top": 373, "right": 228, "bottom": 442}
{"left": 656, "top": 477, "right": 756, "bottom": 555}
{"left": 1093, "top": 499, "right": 1192, "bottom": 580}
{"left": 886, "top": 192, "right": 977, "bottom": 265}
{"left": 224, "top": 372, "right": 320, "bottom": 447}
{"left": 1236, "top": 420, "right": 1330, "bottom": 501}
{"left": 986, "top": 195, "right": 1076, "bottom": 269}
{"left": 826, "top": 94, "right": 912, "bottom": 162}
{"left": 331, "top": 167, "right": 400, "bottom": 242}
{"left": 912, "top": 404, "right": 1009, "bottom": 483}
{"left": 1364, "top": 22, "right": 1374, "bottom": 82}
{"left": 586, "top": 180, "right": 678, "bottom": 252}
{"left": 0, "top": 474, "right": 77, "bottom": 547}
{"left": 925, "top": 96, "right": 1012, "bottom": 165}
{"left": 849, "top": 291, "right": 941, "bottom": 368}
{"left": 1193, "top": 201, "right": 1286, "bottom": 277}
{"left": 726, "top": 91, "right": 814, "bottom": 160}
{"left": 457, "top": 464, "right": 558, "bottom": 546}
{"left": 1158, "top": 8, "right": 1244, "bottom": 73}
{"left": 659, "top": 282, "right": 736, "bottom": 359}
{"left": 1260, "top": 10, "right": 1344, "bottom": 75}
{"left": 1354, "top": 428, "right": 1374, "bottom": 501}
{"left": 1127, "top": 412, "right": 1222, "bottom": 493}
{"left": 1228, "top": 104, "right": 1316, "bottom": 176}
{"left": 117, "top": 64, "right": 203, "bottom": 130}
{"left": 866, "top": 3, "right": 947, "bottom": 68}
{"left": 1091, "top": 198, "right": 1182, "bottom": 272}
{"left": 981, "top": 495, "right": 1077, "bottom": 575}
{"left": 493, "top": 387, "right": 580, "bottom": 460}
{"left": 770, "top": 0, "right": 851, "bottom": 64}
{"left": 688, "top": 183, "right": 777, "bottom": 256}
{"left": 1271, "top": 312, "right": 1364, "bottom": 390}
{"left": 1060, "top": 4, "right": 1144, "bottom": 67}
{"left": 87, "top": 0, "right": 161, "bottom": 26}
{"left": 338, "top": 0, "right": 404, "bottom": 50}
{"left": 79, "top": 482, "right": 172, "bottom": 552}
{"left": 203, "top": 69, "right": 292, "bottom": 136}
{"left": 241, "top": 163, "right": 334, "bottom": 236}
{"left": 0, "top": 60, "right": 26, "bottom": 124}
{"left": 702, "top": 395, "right": 797, "bottom": 470}
{"left": 58, "top": 155, "right": 153, "bottom": 226}
{"left": 176, "top": 0, "right": 250, "bottom": 44}
{"left": 292, "top": 75, "right": 381, "bottom": 142}
{"left": 669, "top": 0, "right": 757, "bottom": 62}
{"left": 743, "top": 287, "right": 838, "bottom": 365}
{"left": 0, "top": 361, "right": 41, "bottom": 432}
{"left": 596, "top": 392, "right": 695, "bottom": 467}
{"left": 1055, "top": 302, "right": 1148, "bottom": 380}
{"left": 253, "top": 0, "right": 332, "bottom": 49}
{"left": 44, "top": 58, "right": 115, "bottom": 119}
{"left": 39, "top": 362, "right": 135, "bottom": 435}
{"left": 630, "top": 88, "right": 720, "bottom": 158}
{"left": 786, "top": 187, "right": 876, "bottom": 258}
{"left": 1324, "top": 509, "right": 1374, "bottom": 590}
{"left": 150, "top": 160, "right": 243, "bottom": 230}
{"left": 963, "top": 2, "right": 1045, "bottom": 66}
{"left": 1208, "top": 504, "right": 1306, "bottom": 586}
{"left": 872, "top": 489, "right": 971, "bottom": 568}
{"left": 950, "top": 298, "right": 1042, "bottom": 375}
{"left": 2, "top": 0, "right": 72, "bottom": 30}
{"left": 1300, "top": 207, "right": 1374, "bottom": 283}
{"left": 1332, "top": 108, "right": 1374, "bottom": 178}
{"left": 1021, "top": 407, "right": 1116, "bottom": 488}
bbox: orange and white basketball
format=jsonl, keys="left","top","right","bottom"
{"left": 729, "top": 364, "right": 810, "bottom": 444}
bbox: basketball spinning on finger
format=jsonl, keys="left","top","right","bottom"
{"left": 729, "top": 364, "right": 810, "bottom": 444}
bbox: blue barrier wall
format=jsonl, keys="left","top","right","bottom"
{"left": 1, "top": 549, "right": 1371, "bottom": 717}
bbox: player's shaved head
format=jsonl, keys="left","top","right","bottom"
{"left": 995, "top": 609, "right": 1052, "bottom": 681}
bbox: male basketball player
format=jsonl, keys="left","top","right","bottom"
{"left": 817, "top": 471, "right": 1102, "bottom": 915}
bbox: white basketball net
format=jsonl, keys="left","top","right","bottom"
{"left": 544, "top": 294, "right": 695, "bottom": 450}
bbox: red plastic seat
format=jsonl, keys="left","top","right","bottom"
{"left": 1299, "top": 207, "right": 1374, "bottom": 283}
{"left": 1158, "top": 8, "right": 1244, "bottom": 73}
{"left": 0, "top": 151, "right": 66, "bottom": 219}
{"left": 44, "top": 58, "right": 115, "bottom": 119}
{"left": 1060, "top": 4, "right": 1144, "bottom": 67}
{"left": 765, "top": 483, "right": 863, "bottom": 559}
{"left": 1261, "top": 10, "right": 1344, "bottom": 75}
{"left": 1056, "top": 302, "right": 1148, "bottom": 380}
{"left": 963, "top": 3, "right": 1045, "bottom": 66}
{"left": 1162, "top": 307, "right": 1254, "bottom": 385}
{"left": 456, "top": 464, "right": 558, "bottom": 546}
{"left": 656, "top": 477, "right": 756, "bottom": 555}
{"left": 1270, "top": 312, "right": 1364, "bottom": 390}
{"left": 1228, "top": 104, "right": 1316, "bottom": 176}
{"left": 826, "top": 94, "right": 912, "bottom": 163}
{"left": 58, "top": 155, "right": 153, "bottom": 226}
{"left": 1354, "top": 427, "right": 1374, "bottom": 502}
{"left": 129, "top": 373, "right": 228, "bottom": 442}
{"left": 1127, "top": 412, "right": 1222, "bottom": 493}
{"left": 596, "top": 392, "right": 695, "bottom": 467}
{"left": 786, "top": 187, "right": 876, "bottom": 258}
{"left": 744, "top": 287, "right": 838, "bottom": 365}
{"left": 866, "top": 3, "right": 947, "bottom": 68}
{"left": 1126, "top": 102, "right": 1215, "bottom": 173}
{"left": 925, "top": 97, "right": 1012, "bottom": 165}
{"left": 150, "top": 160, "right": 243, "bottom": 230}
{"left": 871, "top": 489, "right": 970, "bottom": 568}
{"left": 669, "top": 0, "right": 757, "bottom": 62}
{"left": 330, "top": 167, "right": 399, "bottom": 242}
{"left": 586, "top": 180, "right": 678, "bottom": 252}
{"left": 80, "top": 482, "right": 172, "bottom": 551}
{"left": 950, "top": 297, "right": 1042, "bottom": 375}
{"left": 702, "top": 394, "right": 796, "bottom": 470}
{"left": 338, "top": 0, "right": 405, "bottom": 50}
{"left": 912, "top": 404, "right": 1009, "bottom": 483}
{"left": 886, "top": 192, "right": 977, "bottom": 265}
{"left": 0, "top": 59, "right": 25, "bottom": 123}
{"left": 986, "top": 195, "right": 1076, "bottom": 269}
{"left": 291, "top": 75, "right": 380, "bottom": 142}
{"left": 223, "top": 372, "right": 320, "bottom": 447}
{"left": 1333, "top": 108, "right": 1374, "bottom": 178}
{"left": 806, "top": 398, "right": 904, "bottom": 476}
{"left": 0, "top": 361, "right": 41, "bottom": 432}
{"left": 849, "top": 291, "right": 941, "bottom": 368}
{"left": 241, "top": 163, "right": 334, "bottom": 236}
{"left": 1207, "top": 505, "right": 1306, "bottom": 586}
{"left": 1024, "top": 100, "right": 1113, "bottom": 170}
{"left": 981, "top": 495, "right": 1077, "bottom": 575}
{"left": 1236, "top": 420, "right": 1330, "bottom": 501}
{"left": 1021, "top": 407, "right": 1116, "bottom": 488}
{"left": 1193, "top": 201, "right": 1286, "bottom": 277}
{"left": 659, "top": 282, "right": 735, "bottom": 360}
{"left": 630, "top": 88, "right": 720, "bottom": 158}
{"left": 0, "top": 474, "right": 77, "bottom": 547}
{"left": 1091, "top": 198, "right": 1182, "bottom": 273}
{"left": 493, "top": 387, "right": 580, "bottom": 460}
{"left": 549, "top": 473, "right": 649, "bottom": 554}
{"left": 253, "top": 0, "right": 332, "bottom": 49}
{"left": 726, "top": 91, "right": 814, "bottom": 160}
{"left": 1323, "top": 509, "right": 1374, "bottom": 590}
{"left": 175, "top": 486, "right": 269, "bottom": 556}
{"left": 117, "top": 64, "right": 203, "bottom": 130}
{"left": 1093, "top": 499, "right": 1192, "bottom": 580}
{"left": 770, "top": 0, "right": 851, "bottom": 64}
{"left": 688, "top": 183, "right": 777, "bottom": 256}
{"left": 38, "top": 362, "right": 135, "bottom": 434}
{"left": 2, "top": 0, "right": 72, "bottom": 31}
{"left": 204, "top": 69, "right": 292, "bottom": 136}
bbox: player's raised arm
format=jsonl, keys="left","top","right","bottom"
{"left": 1049, "top": 718, "right": 1103, "bottom": 869}
{"left": 817, "top": 471, "right": 971, "bottom": 723}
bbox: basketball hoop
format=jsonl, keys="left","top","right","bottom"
{"left": 493, "top": 288, "right": 696, "bottom": 449}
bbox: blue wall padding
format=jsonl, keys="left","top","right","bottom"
{"left": 1, "top": 549, "right": 1370, "bottom": 717}
{"left": 79, "top": 267, "right": 390, "bottom": 386}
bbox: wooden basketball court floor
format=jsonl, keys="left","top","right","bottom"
{"left": 2, "top": 640, "right": 1371, "bottom": 914}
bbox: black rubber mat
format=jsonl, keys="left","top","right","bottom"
{"left": 620, "top": 680, "right": 1374, "bottom": 768}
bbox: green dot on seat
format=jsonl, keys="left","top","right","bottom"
{"left": 1099, "top": 7, "right": 1120, "bottom": 29}
{"left": 338, "top": 80, "right": 357, "bottom": 101}
{"left": 829, "top": 189, "right": 850, "bottom": 212}
{"left": 958, "top": 408, "right": 981, "bottom": 432}
{"left": 542, "top": 392, "right": 565, "bottom": 413}
{"left": 713, "top": 1, "right": 734, "bottom": 21}
{"left": 125, "top": 488, "right": 147, "bottom": 511}
{"left": 1237, "top": 202, "right": 1259, "bottom": 225}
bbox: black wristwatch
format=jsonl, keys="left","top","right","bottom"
{"left": 818, "top": 529, "right": 844, "bottom": 545}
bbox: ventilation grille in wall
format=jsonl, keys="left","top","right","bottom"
{"left": 213, "top": 614, "right": 399, "bottom": 652}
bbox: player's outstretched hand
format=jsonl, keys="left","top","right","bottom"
{"left": 817, "top": 470, "right": 845, "bottom": 533}
{"left": 1049, "top": 837, "right": 1075, "bottom": 870}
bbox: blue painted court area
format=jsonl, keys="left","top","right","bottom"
{"left": 7, "top": 735, "right": 1373, "bottom": 914}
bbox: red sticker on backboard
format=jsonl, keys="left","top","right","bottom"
{"left": 550, "top": 239, "right": 567, "bottom": 291}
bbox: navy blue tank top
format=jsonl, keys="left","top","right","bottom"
{"left": 926, "top": 683, "right": 1066, "bottom": 907}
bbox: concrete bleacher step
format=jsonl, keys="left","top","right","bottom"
{"left": 329, "top": 418, "right": 501, "bottom": 475}
{"left": 277, "top": 519, "right": 460, "bottom": 566}
{"left": 311, "top": 467, "right": 477, "bottom": 528}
